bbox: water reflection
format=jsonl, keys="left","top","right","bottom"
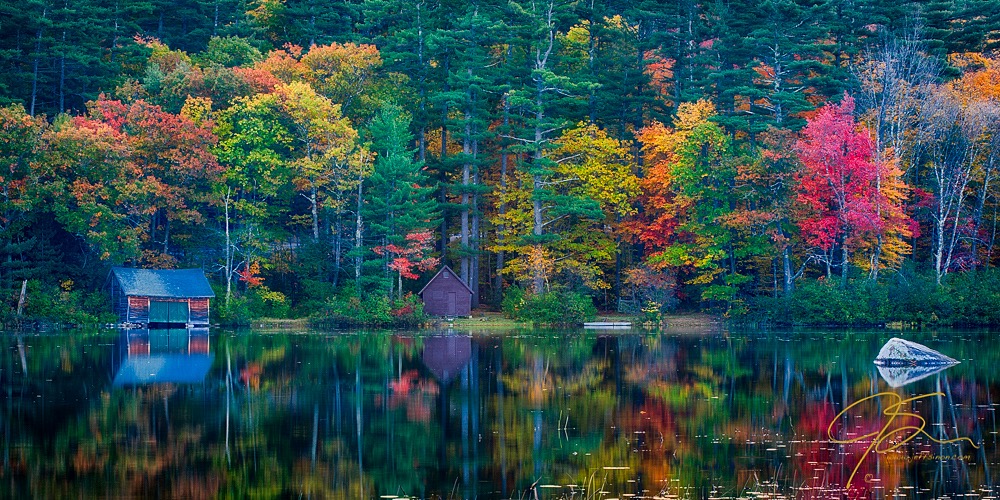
{"left": 421, "top": 334, "right": 472, "bottom": 384}
{"left": 876, "top": 363, "right": 956, "bottom": 387}
{"left": 2, "top": 329, "right": 999, "bottom": 498}
{"left": 112, "top": 328, "right": 214, "bottom": 386}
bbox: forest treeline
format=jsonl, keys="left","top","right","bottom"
{"left": 1, "top": 0, "right": 999, "bottom": 325}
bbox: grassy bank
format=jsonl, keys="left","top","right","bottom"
{"left": 442, "top": 311, "right": 723, "bottom": 332}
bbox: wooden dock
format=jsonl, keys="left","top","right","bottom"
{"left": 583, "top": 321, "right": 632, "bottom": 329}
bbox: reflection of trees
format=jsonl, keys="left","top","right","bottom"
{"left": 5, "top": 329, "right": 1000, "bottom": 496}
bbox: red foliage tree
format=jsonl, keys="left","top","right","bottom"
{"left": 373, "top": 231, "right": 440, "bottom": 298}
{"left": 796, "top": 94, "right": 911, "bottom": 281}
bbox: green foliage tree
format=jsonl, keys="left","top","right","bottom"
{"left": 361, "top": 103, "right": 440, "bottom": 297}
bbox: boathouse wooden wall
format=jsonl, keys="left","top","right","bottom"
{"left": 420, "top": 266, "right": 473, "bottom": 317}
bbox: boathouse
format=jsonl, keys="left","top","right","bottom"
{"left": 419, "top": 266, "right": 473, "bottom": 317}
{"left": 110, "top": 268, "right": 215, "bottom": 326}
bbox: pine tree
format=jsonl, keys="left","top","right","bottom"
{"left": 504, "top": 0, "right": 596, "bottom": 293}
{"left": 282, "top": 0, "right": 361, "bottom": 47}
{"left": 361, "top": 103, "right": 440, "bottom": 296}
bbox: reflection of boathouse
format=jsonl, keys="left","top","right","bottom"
{"left": 110, "top": 268, "right": 214, "bottom": 326}
{"left": 112, "top": 329, "right": 214, "bottom": 386}
{"left": 422, "top": 335, "right": 472, "bottom": 383}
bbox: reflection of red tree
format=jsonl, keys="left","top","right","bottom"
{"left": 798, "top": 399, "right": 908, "bottom": 499}
{"left": 240, "top": 362, "right": 262, "bottom": 389}
{"left": 382, "top": 370, "right": 439, "bottom": 423}
{"left": 794, "top": 400, "right": 846, "bottom": 497}
{"left": 390, "top": 370, "right": 419, "bottom": 394}
{"left": 619, "top": 400, "right": 679, "bottom": 485}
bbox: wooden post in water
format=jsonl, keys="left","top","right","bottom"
{"left": 16, "top": 280, "right": 27, "bottom": 317}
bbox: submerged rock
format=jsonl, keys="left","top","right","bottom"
{"left": 873, "top": 337, "right": 959, "bottom": 367}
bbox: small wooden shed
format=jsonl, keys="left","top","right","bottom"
{"left": 110, "top": 268, "right": 215, "bottom": 326}
{"left": 419, "top": 266, "right": 473, "bottom": 317}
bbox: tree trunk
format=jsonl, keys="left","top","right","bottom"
{"left": 494, "top": 94, "right": 510, "bottom": 302}
{"left": 149, "top": 210, "right": 158, "bottom": 255}
{"left": 586, "top": 0, "right": 596, "bottom": 124}
{"left": 111, "top": 16, "right": 120, "bottom": 64}
{"left": 935, "top": 216, "right": 946, "bottom": 285}
{"left": 460, "top": 117, "right": 471, "bottom": 286}
{"left": 531, "top": 81, "right": 545, "bottom": 294}
{"left": 840, "top": 246, "right": 848, "bottom": 287}
{"left": 310, "top": 187, "right": 319, "bottom": 242}
{"left": 782, "top": 245, "right": 794, "bottom": 297}
{"left": 870, "top": 234, "right": 882, "bottom": 281}
{"left": 988, "top": 199, "right": 999, "bottom": 268}
{"left": 439, "top": 133, "right": 448, "bottom": 256}
{"left": 439, "top": 52, "right": 450, "bottom": 257}
{"left": 970, "top": 166, "right": 993, "bottom": 271}
{"left": 355, "top": 175, "right": 364, "bottom": 291}
{"left": 224, "top": 189, "right": 233, "bottom": 304}
{"left": 470, "top": 136, "right": 481, "bottom": 308}
{"left": 332, "top": 213, "right": 342, "bottom": 288}
{"left": 163, "top": 216, "right": 170, "bottom": 255}
{"left": 29, "top": 10, "right": 45, "bottom": 117}
{"left": 59, "top": 30, "right": 66, "bottom": 113}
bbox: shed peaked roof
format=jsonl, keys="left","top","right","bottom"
{"left": 112, "top": 267, "right": 215, "bottom": 298}
{"left": 418, "top": 265, "right": 474, "bottom": 295}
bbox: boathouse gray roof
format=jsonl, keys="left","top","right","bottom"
{"left": 111, "top": 268, "right": 216, "bottom": 298}
{"left": 418, "top": 265, "right": 474, "bottom": 295}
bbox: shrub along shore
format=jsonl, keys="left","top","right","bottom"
{"left": 11, "top": 269, "right": 1000, "bottom": 329}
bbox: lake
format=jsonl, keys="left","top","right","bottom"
{"left": 3, "top": 327, "right": 999, "bottom": 498}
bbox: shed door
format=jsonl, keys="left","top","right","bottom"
{"left": 149, "top": 301, "right": 189, "bottom": 324}
{"left": 447, "top": 292, "right": 457, "bottom": 315}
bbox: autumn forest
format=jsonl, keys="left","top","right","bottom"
{"left": 1, "top": 0, "right": 1000, "bottom": 325}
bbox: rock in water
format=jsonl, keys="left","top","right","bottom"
{"left": 873, "top": 337, "right": 959, "bottom": 367}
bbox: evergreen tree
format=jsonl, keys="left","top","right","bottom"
{"left": 282, "top": 0, "right": 361, "bottom": 47}
{"left": 433, "top": 1, "right": 507, "bottom": 305}
{"left": 361, "top": 103, "right": 440, "bottom": 296}
{"left": 504, "top": 0, "right": 597, "bottom": 293}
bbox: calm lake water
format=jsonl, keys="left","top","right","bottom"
{"left": 3, "top": 327, "right": 999, "bottom": 498}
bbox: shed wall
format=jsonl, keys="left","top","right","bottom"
{"left": 123, "top": 296, "right": 211, "bottom": 325}
{"left": 189, "top": 298, "right": 210, "bottom": 324}
{"left": 111, "top": 280, "right": 130, "bottom": 323}
{"left": 127, "top": 296, "right": 150, "bottom": 324}
{"left": 422, "top": 279, "right": 472, "bottom": 316}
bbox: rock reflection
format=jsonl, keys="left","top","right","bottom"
{"left": 876, "top": 363, "right": 956, "bottom": 388}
